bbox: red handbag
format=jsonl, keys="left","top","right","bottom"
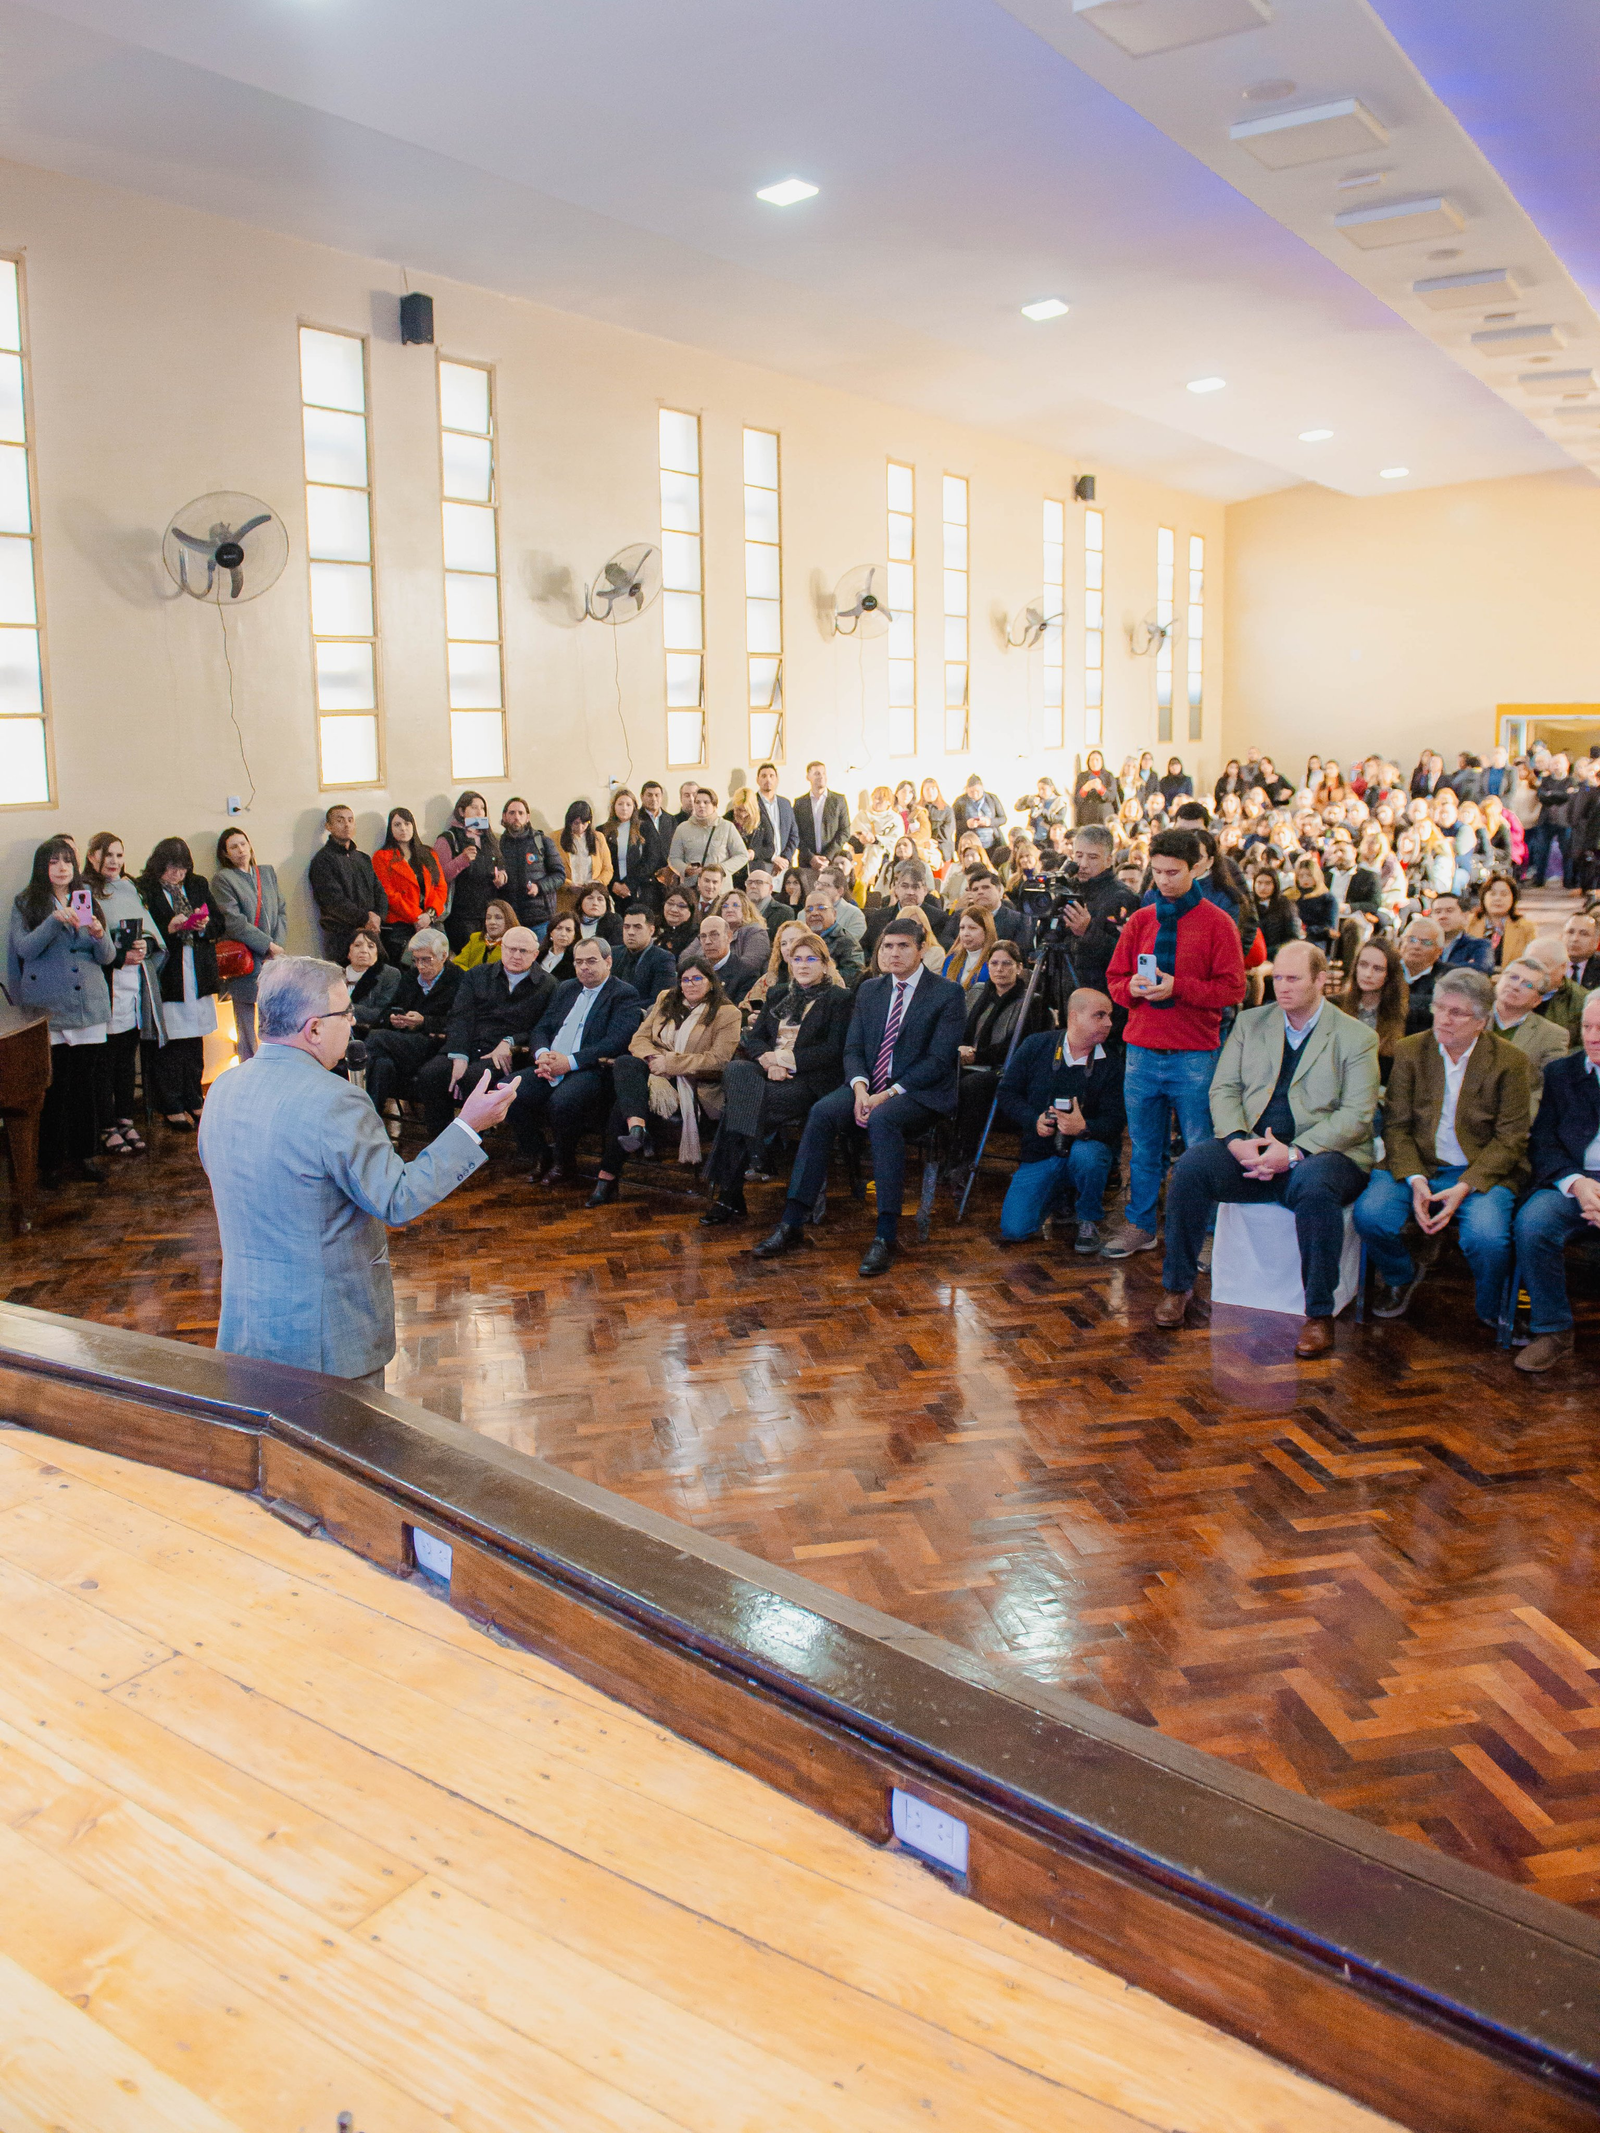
{"left": 215, "top": 869, "right": 262, "bottom": 982}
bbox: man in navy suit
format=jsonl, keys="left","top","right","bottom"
{"left": 1510, "top": 993, "right": 1600, "bottom": 1373}
{"left": 754, "top": 918, "right": 966, "bottom": 1276}
{"left": 509, "top": 938, "right": 643, "bottom": 1182}
{"left": 747, "top": 761, "right": 799, "bottom": 871}
{"left": 1431, "top": 893, "right": 1494, "bottom": 975}
{"left": 794, "top": 759, "right": 850, "bottom": 876}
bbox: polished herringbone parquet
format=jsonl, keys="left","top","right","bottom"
{"left": 6, "top": 1098, "right": 1600, "bottom": 1919}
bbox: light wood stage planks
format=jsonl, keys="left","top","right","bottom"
{"left": 0, "top": 1424, "right": 1404, "bottom": 2133}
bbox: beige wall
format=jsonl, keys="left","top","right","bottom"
{"left": 1223, "top": 468, "right": 1600, "bottom": 781}
{"left": 0, "top": 157, "right": 1226, "bottom": 945}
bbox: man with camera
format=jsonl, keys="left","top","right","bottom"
{"left": 1043, "top": 825, "right": 1138, "bottom": 1000}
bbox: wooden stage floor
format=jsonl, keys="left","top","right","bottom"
{"left": 5, "top": 1030, "right": 1600, "bottom": 1927}
{"left": 0, "top": 1426, "right": 1400, "bottom": 2133}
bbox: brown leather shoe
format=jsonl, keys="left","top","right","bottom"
{"left": 1294, "top": 1316, "right": 1334, "bottom": 1359}
{"left": 1153, "top": 1288, "right": 1192, "bottom": 1329}
{"left": 1514, "top": 1329, "right": 1575, "bottom": 1374}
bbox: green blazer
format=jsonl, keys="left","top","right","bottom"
{"left": 1381, "top": 1029, "right": 1529, "bottom": 1194}
{"left": 1209, "top": 1002, "right": 1381, "bottom": 1171}
{"left": 1535, "top": 979, "right": 1588, "bottom": 1044}
{"left": 1493, "top": 1012, "right": 1569, "bottom": 1116}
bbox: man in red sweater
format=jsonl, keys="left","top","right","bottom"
{"left": 1101, "top": 827, "right": 1247, "bottom": 1257}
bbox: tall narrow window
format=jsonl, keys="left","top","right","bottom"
{"left": 1042, "top": 499, "right": 1065, "bottom": 752}
{"left": 744, "top": 427, "right": 783, "bottom": 764}
{"left": 886, "top": 461, "right": 915, "bottom": 756}
{"left": 439, "top": 359, "right": 505, "bottom": 782}
{"left": 301, "top": 327, "right": 380, "bottom": 787}
{"left": 660, "top": 409, "right": 704, "bottom": 767}
{"left": 1155, "top": 526, "right": 1175, "bottom": 745}
{"left": 942, "top": 474, "right": 969, "bottom": 754}
{"left": 1083, "top": 506, "right": 1103, "bottom": 746}
{"left": 1187, "top": 533, "right": 1205, "bottom": 742}
{"left": 0, "top": 258, "right": 48, "bottom": 807}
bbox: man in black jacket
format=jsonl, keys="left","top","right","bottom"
{"left": 794, "top": 760, "right": 850, "bottom": 875}
{"left": 1529, "top": 755, "right": 1578, "bottom": 887}
{"left": 995, "top": 991, "right": 1124, "bottom": 1250}
{"left": 635, "top": 783, "right": 677, "bottom": 901}
{"left": 361, "top": 929, "right": 461, "bottom": 1118}
{"left": 742, "top": 867, "right": 795, "bottom": 937}
{"left": 612, "top": 907, "right": 677, "bottom": 1005}
{"left": 498, "top": 798, "right": 564, "bottom": 931}
{"left": 951, "top": 870, "right": 1035, "bottom": 957}
{"left": 1250, "top": 757, "right": 1294, "bottom": 808}
{"left": 1051, "top": 826, "right": 1136, "bottom": 997}
{"left": 679, "top": 913, "right": 760, "bottom": 1003}
{"left": 1563, "top": 909, "right": 1600, "bottom": 991}
{"left": 952, "top": 773, "right": 1008, "bottom": 852}
{"left": 864, "top": 863, "right": 945, "bottom": 956}
{"left": 309, "top": 804, "right": 385, "bottom": 963}
{"left": 746, "top": 762, "right": 799, "bottom": 870}
{"left": 415, "top": 928, "right": 554, "bottom": 1136}
{"left": 1510, "top": 994, "right": 1600, "bottom": 1372}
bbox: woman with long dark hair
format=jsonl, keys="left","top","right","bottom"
{"left": 1251, "top": 862, "right": 1303, "bottom": 957}
{"left": 213, "top": 826, "right": 288, "bottom": 1061}
{"left": 7, "top": 837, "right": 117, "bottom": 1182}
{"left": 1290, "top": 855, "right": 1339, "bottom": 953}
{"left": 83, "top": 831, "right": 164, "bottom": 1157}
{"left": 536, "top": 911, "right": 580, "bottom": 984}
{"left": 589, "top": 959, "right": 741, "bottom": 1204}
{"left": 555, "top": 798, "right": 613, "bottom": 915}
{"left": 953, "top": 936, "right": 1049, "bottom": 1161}
{"left": 1072, "top": 751, "right": 1119, "bottom": 827}
{"left": 434, "top": 791, "right": 507, "bottom": 952}
{"left": 919, "top": 777, "right": 955, "bottom": 862}
{"left": 138, "top": 836, "right": 224, "bottom": 1129}
{"left": 374, "top": 806, "right": 446, "bottom": 964}
{"left": 657, "top": 888, "right": 698, "bottom": 959}
{"left": 1337, "top": 937, "right": 1408, "bottom": 1083}
{"left": 573, "top": 880, "right": 623, "bottom": 945}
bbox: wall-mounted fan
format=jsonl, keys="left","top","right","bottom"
{"left": 830, "top": 564, "right": 892, "bottom": 637}
{"left": 163, "top": 493, "right": 288, "bottom": 602}
{"left": 1006, "top": 595, "right": 1062, "bottom": 649}
{"left": 1129, "top": 609, "right": 1178, "bottom": 657}
{"left": 585, "top": 543, "right": 662, "bottom": 623}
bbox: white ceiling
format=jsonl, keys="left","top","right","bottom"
{"left": 0, "top": 0, "right": 1592, "bottom": 502}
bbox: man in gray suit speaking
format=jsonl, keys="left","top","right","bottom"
{"left": 199, "top": 955, "right": 518, "bottom": 1387}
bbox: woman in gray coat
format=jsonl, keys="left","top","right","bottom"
{"left": 214, "top": 827, "right": 289, "bottom": 1060}
{"left": 7, "top": 836, "right": 117, "bottom": 1184}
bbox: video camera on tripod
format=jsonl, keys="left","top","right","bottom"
{"left": 1013, "top": 863, "right": 1091, "bottom": 948}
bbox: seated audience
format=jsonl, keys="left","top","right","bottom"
{"left": 679, "top": 911, "right": 761, "bottom": 1003}
{"left": 995, "top": 989, "right": 1124, "bottom": 1251}
{"left": 657, "top": 889, "right": 698, "bottom": 958}
{"left": 716, "top": 889, "right": 772, "bottom": 969}
{"left": 754, "top": 918, "right": 966, "bottom": 1277}
{"left": 743, "top": 866, "right": 795, "bottom": 936}
{"left": 1466, "top": 873, "right": 1533, "bottom": 969}
{"left": 814, "top": 869, "right": 867, "bottom": 942}
{"left": 1563, "top": 907, "right": 1600, "bottom": 990}
{"left": 1510, "top": 994, "right": 1600, "bottom": 1373}
{"left": 742, "top": 920, "right": 810, "bottom": 1018}
{"left": 962, "top": 868, "right": 1034, "bottom": 955}
{"left": 1290, "top": 856, "right": 1338, "bottom": 952}
{"left": 1430, "top": 891, "right": 1495, "bottom": 973}
{"left": 1353, "top": 969, "right": 1528, "bottom": 1323}
{"left": 373, "top": 806, "right": 446, "bottom": 963}
{"left": 611, "top": 906, "right": 678, "bottom": 1005}
{"left": 416, "top": 926, "right": 553, "bottom": 1138}
{"left": 1398, "top": 915, "right": 1446, "bottom": 1033}
{"left": 537, "top": 910, "right": 580, "bottom": 982}
{"left": 361, "top": 928, "right": 462, "bottom": 1132}
{"left": 864, "top": 862, "right": 944, "bottom": 954}
{"left": 344, "top": 928, "right": 400, "bottom": 1036}
{"left": 1252, "top": 864, "right": 1303, "bottom": 957}
{"left": 1491, "top": 959, "right": 1570, "bottom": 1112}
{"left": 572, "top": 880, "right": 623, "bottom": 945}
{"left": 452, "top": 897, "right": 519, "bottom": 969}
{"left": 554, "top": 798, "right": 612, "bottom": 915}
{"left": 1526, "top": 935, "right": 1588, "bottom": 1043}
{"left": 310, "top": 803, "right": 385, "bottom": 965}
{"left": 1336, "top": 937, "right": 1408, "bottom": 1084}
{"left": 590, "top": 960, "right": 741, "bottom": 1203}
{"left": 941, "top": 908, "right": 996, "bottom": 989}
{"left": 510, "top": 937, "right": 643, "bottom": 1182}
{"left": 873, "top": 903, "right": 943, "bottom": 975}
{"left": 801, "top": 887, "right": 864, "bottom": 982}
{"left": 1156, "top": 942, "right": 1380, "bottom": 1357}
{"left": 954, "top": 936, "right": 1049, "bottom": 1158}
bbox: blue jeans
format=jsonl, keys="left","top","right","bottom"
{"left": 1123, "top": 1044, "right": 1219, "bottom": 1235}
{"left": 1353, "top": 1163, "right": 1514, "bottom": 1323}
{"left": 1513, "top": 1187, "right": 1593, "bottom": 1336}
{"left": 1000, "top": 1139, "right": 1114, "bottom": 1239}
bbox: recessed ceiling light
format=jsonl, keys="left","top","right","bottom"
{"left": 1336, "top": 171, "right": 1388, "bottom": 192}
{"left": 1298, "top": 428, "right": 1334, "bottom": 442}
{"left": 1187, "top": 375, "right": 1226, "bottom": 393}
{"left": 756, "top": 178, "right": 818, "bottom": 207}
{"left": 1242, "top": 77, "right": 1296, "bottom": 101}
{"left": 1231, "top": 98, "right": 1388, "bottom": 169}
{"left": 1021, "top": 298, "right": 1070, "bottom": 321}
{"left": 1379, "top": 466, "right": 1409, "bottom": 479}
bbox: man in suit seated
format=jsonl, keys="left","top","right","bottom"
{"left": 678, "top": 912, "right": 760, "bottom": 1003}
{"left": 1156, "top": 941, "right": 1380, "bottom": 1357}
{"left": 747, "top": 762, "right": 799, "bottom": 872}
{"left": 954, "top": 869, "right": 1035, "bottom": 956}
{"left": 743, "top": 866, "right": 795, "bottom": 937}
{"left": 1563, "top": 908, "right": 1600, "bottom": 991}
{"left": 802, "top": 888, "right": 865, "bottom": 982}
{"left": 509, "top": 938, "right": 643, "bottom": 1183}
{"left": 995, "top": 988, "right": 1124, "bottom": 1254}
{"left": 1526, "top": 935, "right": 1589, "bottom": 1044}
{"left": 415, "top": 926, "right": 554, "bottom": 1138}
{"left": 612, "top": 906, "right": 677, "bottom": 1005}
{"left": 1353, "top": 968, "right": 1529, "bottom": 1324}
{"left": 1510, "top": 993, "right": 1600, "bottom": 1373}
{"left": 1491, "top": 959, "right": 1570, "bottom": 1113}
{"left": 813, "top": 869, "right": 866, "bottom": 944}
{"left": 1398, "top": 915, "right": 1445, "bottom": 1033}
{"left": 361, "top": 928, "right": 462, "bottom": 1124}
{"left": 1429, "top": 892, "right": 1494, "bottom": 974}
{"left": 864, "top": 863, "right": 945, "bottom": 956}
{"left": 794, "top": 759, "right": 849, "bottom": 878}
{"left": 754, "top": 918, "right": 966, "bottom": 1277}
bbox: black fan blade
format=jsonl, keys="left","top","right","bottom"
{"left": 172, "top": 528, "right": 214, "bottom": 554}
{"left": 233, "top": 514, "right": 271, "bottom": 540}
{"left": 228, "top": 567, "right": 245, "bottom": 600}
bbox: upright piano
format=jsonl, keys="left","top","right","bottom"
{"left": 0, "top": 1000, "right": 50, "bottom": 1232}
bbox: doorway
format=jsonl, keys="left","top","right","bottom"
{"left": 1497, "top": 705, "right": 1600, "bottom": 757}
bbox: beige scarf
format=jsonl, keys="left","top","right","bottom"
{"left": 646, "top": 1003, "right": 708, "bottom": 1162}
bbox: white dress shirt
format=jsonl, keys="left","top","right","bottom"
{"left": 538, "top": 981, "right": 604, "bottom": 1080}
{"left": 1559, "top": 1057, "right": 1600, "bottom": 1194}
{"left": 1283, "top": 1001, "right": 1322, "bottom": 1052}
{"left": 809, "top": 792, "right": 828, "bottom": 853}
{"left": 1423, "top": 1039, "right": 1472, "bottom": 1174}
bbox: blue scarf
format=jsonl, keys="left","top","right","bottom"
{"left": 1150, "top": 882, "right": 1203, "bottom": 1004}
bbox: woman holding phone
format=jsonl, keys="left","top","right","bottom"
{"left": 84, "top": 832, "right": 166, "bottom": 1156}
{"left": 434, "top": 791, "right": 508, "bottom": 952}
{"left": 7, "top": 837, "right": 117, "bottom": 1182}
{"left": 138, "top": 837, "right": 225, "bottom": 1131}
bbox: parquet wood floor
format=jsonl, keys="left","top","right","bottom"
{"left": 6, "top": 1027, "right": 1600, "bottom": 1921}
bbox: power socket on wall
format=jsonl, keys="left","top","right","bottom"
{"left": 226, "top": 795, "right": 245, "bottom": 815}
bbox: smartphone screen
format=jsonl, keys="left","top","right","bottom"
{"left": 69, "top": 887, "right": 93, "bottom": 923}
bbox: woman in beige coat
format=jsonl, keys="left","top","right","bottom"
{"left": 587, "top": 960, "right": 741, "bottom": 1203}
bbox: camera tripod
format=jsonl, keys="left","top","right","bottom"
{"left": 955, "top": 932, "right": 1083, "bottom": 1222}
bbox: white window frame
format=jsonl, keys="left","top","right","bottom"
{"left": 0, "top": 254, "right": 51, "bottom": 810}
{"left": 886, "top": 460, "right": 916, "bottom": 757}
{"left": 744, "top": 426, "right": 784, "bottom": 765}
{"left": 1042, "top": 498, "right": 1065, "bottom": 753}
{"left": 439, "top": 356, "right": 506, "bottom": 784}
{"left": 1187, "top": 533, "right": 1205, "bottom": 742}
{"left": 301, "top": 324, "right": 382, "bottom": 790}
{"left": 1156, "top": 526, "right": 1175, "bottom": 745}
{"left": 942, "top": 473, "right": 969, "bottom": 754}
{"left": 1084, "top": 506, "right": 1104, "bottom": 747}
{"left": 660, "top": 408, "right": 706, "bottom": 768}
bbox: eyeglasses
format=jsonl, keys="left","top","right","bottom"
{"left": 303, "top": 1006, "right": 356, "bottom": 1028}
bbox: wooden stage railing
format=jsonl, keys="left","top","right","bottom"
{"left": 0, "top": 1298, "right": 1596, "bottom": 2133}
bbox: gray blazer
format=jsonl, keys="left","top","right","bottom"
{"left": 198, "top": 1042, "right": 485, "bottom": 1377}
{"left": 7, "top": 903, "right": 117, "bottom": 1029}
{"left": 213, "top": 863, "right": 290, "bottom": 960}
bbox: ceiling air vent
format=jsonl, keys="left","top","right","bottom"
{"left": 1334, "top": 197, "right": 1464, "bottom": 250}
{"left": 1074, "top": 0, "right": 1271, "bottom": 56}
{"left": 1413, "top": 268, "right": 1521, "bottom": 310}
{"left": 1230, "top": 98, "right": 1388, "bottom": 168}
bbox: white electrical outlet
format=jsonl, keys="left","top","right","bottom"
{"left": 891, "top": 1788, "right": 969, "bottom": 1874}
{"left": 226, "top": 794, "right": 244, "bottom": 815}
{"left": 412, "top": 1528, "right": 453, "bottom": 1584}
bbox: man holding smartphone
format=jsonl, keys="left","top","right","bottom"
{"left": 994, "top": 990, "right": 1124, "bottom": 1251}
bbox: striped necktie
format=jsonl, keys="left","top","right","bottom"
{"left": 871, "top": 980, "right": 909, "bottom": 1093}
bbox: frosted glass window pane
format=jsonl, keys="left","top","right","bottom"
{"left": 451, "top": 709, "right": 505, "bottom": 780}
{"left": 662, "top": 589, "right": 702, "bottom": 651}
{"left": 309, "top": 561, "right": 373, "bottom": 638}
{"left": 442, "top": 432, "right": 493, "bottom": 503}
{"left": 888, "top": 659, "right": 915, "bottom": 710}
{"left": 0, "top": 448, "right": 29, "bottom": 535}
{"left": 665, "top": 651, "right": 703, "bottom": 707}
{"left": 442, "top": 502, "right": 497, "bottom": 573}
{"left": 0, "top": 626, "right": 42, "bottom": 717}
{"left": 944, "top": 617, "right": 967, "bottom": 661}
{"left": 0, "top": 535, "right": 37, "bottom": 626}
{"left": 320, "top": 713, "right": 378, "bottom": 785}
{"left": 1044, "top": 671, "right": 1064, "bottom": 710}
{"left": 659, "top": 469, "right": 700, "bottom": 534}
{"left": 887, "top": 561, "right": 913, "bottom": 610}
{"left": 1044, "top": 542, "right": 1064, "bottom": 585}
{"left": 943, "top": 524, "right": 967, "bottom": 572}
{"left": 666, "top": 710, "right": 704, "bottom": 764}
{"left": 887, "top": 511, "right": 913, "bottom": 563}
{"left": 439, "top": 362, "right": 490, "bottom": 436}
{"left": 748, "top": 656, "right": 780, "bottom": 709}
{"left": 0, "top": 355, "right": 23, "bottom": 444}
{"left": 305, "top": 484, "right": 370, "bottom": 562}
{"left": 1085, "top": 590, "right": 1103, "bottom": 629}
{"left": 1043, "top": 500, "right": 1064, "bottom": 543}
{"left": 745, "top": 544, "right": 780, "bottom": 599}
{"left": 445, "top": 572, "right": 500, "bottom": 642}
{"left": 942, "top": 477, "right": 967, "bottom": 524}
{"left": 744, "top": 488, "right": 779, "bottom": 544}
{"left": 1190, "top": 535, "right": 1205, "bottom": 568}
{"left": 887, "top": 612, "right": 914, "bottom": 660}
{"left": 447, "top": 640, "right": 502, "bottom": 708}
{"left": 1085, "top": 552, "right": 1103, "bottom": 591}
{"left": 300, "top": 328, "right": 365, "bottom": 413}
{"left": 660, "top": 530, "right": 701, "bottom": 594}
{"left": 1086, "top": 675, "right": 1103, "bottom": 709}
{"left": 0, "top": 264, "right": 19, "bottom": 356}
{"left": 749, "top": 709, "right": 782, "bottom": 757}
{"left": 944, "top": 706, "right": 966, "bottom": 752}
{"left": 887, "top": 463, "right": 913, "bottom": 513}
{"left": 1188, "top": 608, "right": 1204, "bottom": 642}
{"left": 315, "top": 639, "right": 375, "bottom": 711}
{"left": 889, "top": 705, "right": 915, "bottom": 755}
{"left": 1157, "top": 528, "right": 1174, "bottom": 565}
{"left": 303, "top": 407, "right": 367, "bottom": 487}
{"left": 659, "top": 410, "right": 699, "bottom": 476}
{"left": 746, "top": 597, "right": 781, "bottom": 654}
{"left": 0, "top": 714, "right": 47, "bottom": 803}
{"left": 1086, "top": 630, "right": 1102, "bottom": 667}
{"left": 1085, "top": 514, "right": 1103, "bottom": 551}
{"left": 743, "top": 430, "right": 778, "bottom": 487}
{"left": 943, "top": 569, "right": 967, "bottom": 617}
